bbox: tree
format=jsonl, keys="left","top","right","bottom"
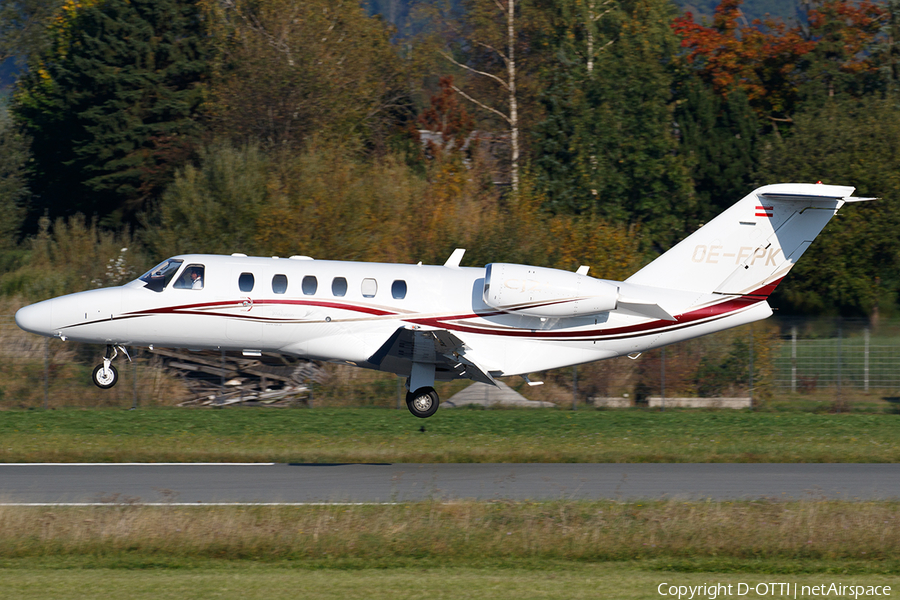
{"left": 673, "top": 0, "right": 889, "bottom": 124}
{"left": 416, "top": 75, "right": 475, "bottom": 161}
{"left": 0, "top": 105, "right": 30, "bottom": 247}
{"left": 798, "top": 0, "right": 886, "bottom": 104}
{"left": 758, "top": 96, "right": 900, "bottom": 317}
{"left": 875, "top": 0, "right": 900, "bottom": 95}
{"left": 674, "top": 77, "right": 760, "bottom": 217}
{"left": 528, "top": 0, "right": 616, "bottom": 211}
{"left": 0, "top": 0, "right": 63, "bottom": 67}
{"left": 205, "top": 0, "right": 409, "bottom": 151}
{"left": 672, "top": 0, "right": 815, "bottom": 125}
{"left": 532, "top": 0, "right": 696, "bottom": 251}
{"left": 13, "top": 0, "right": 209, "bottom": 226}
{"left": 438, "top": 0, "right": 525, "bottom": 192}
{"left": 141, "top": 143, "right": 270, "bottom": 258}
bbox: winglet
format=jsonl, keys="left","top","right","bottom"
{"left": 444, "top": 248, "right": 466, "bottom": 268}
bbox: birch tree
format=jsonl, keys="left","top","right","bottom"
{"left": 439, "top": 0, "right": 523, "bottom": 193}
{"left": 585, "top": 0, "right": 615, "bottom": 75}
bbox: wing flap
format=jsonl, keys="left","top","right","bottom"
{"left": 368, "top": 327, "right": 499, "bottom": 386}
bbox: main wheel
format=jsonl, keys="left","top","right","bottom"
{"left": 406, "top": 386, "right": 439, "bottom": 418}
{"left": 92, "top": 363, "right": 118, "bottom": 389}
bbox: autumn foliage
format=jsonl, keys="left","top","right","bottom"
{"left": 672, "top": 0, "right": 885, "bottom": 119}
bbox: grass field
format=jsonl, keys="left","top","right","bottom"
{"left": 0, "top": 407, "right": 898, "bottom": 463}
{"left": 1, "top": 500, "right": 899, "bottom": 598}
{"left": 2, "top": 564, "right": 898, "bottom": 600}
{"left": 3, "top": 501, "right": 898, "bottom": 566}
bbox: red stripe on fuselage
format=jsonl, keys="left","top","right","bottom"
{"left": 409, "top": 294, "right": 764, "bottom": 340}
{"left": 123, "top": 299, "right": 398, "bottom": 319}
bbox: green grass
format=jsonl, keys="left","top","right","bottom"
{"left": 1, "top": 407, "right": 899, "bottom": 462}
{"left": 2, "top": 563, "right": 898, "bottom": 600}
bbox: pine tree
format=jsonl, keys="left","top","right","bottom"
{"left": 0, "top": 106, "right": 30, "bottom": 246}
{"left": 675, "top": 78, "right": 760, "bottom": 217}
{"left": 13, "top": 0, "right": 209, "bottom": 227}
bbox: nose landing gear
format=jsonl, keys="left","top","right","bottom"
{"left": 92, "top": 345, "right": 130, "bottom": 389}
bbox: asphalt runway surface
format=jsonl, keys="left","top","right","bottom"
{"left": 0, "top": 463, "right": 898, "bottom": 504}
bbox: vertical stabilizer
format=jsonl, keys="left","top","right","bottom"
{"left": 626, "top": 184, "right": 860, "bottom": 296}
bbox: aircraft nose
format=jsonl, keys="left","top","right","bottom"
{"left": 15, "top": 300, "right": 53, "bottom": 336}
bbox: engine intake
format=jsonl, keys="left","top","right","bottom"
{"left": 483, "top": 263, "right": 618, "bottom": 317}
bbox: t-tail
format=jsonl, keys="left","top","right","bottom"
{"left": 625, "top": 183, "right": 874, "bottom": 298}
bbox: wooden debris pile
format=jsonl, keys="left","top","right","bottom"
{"left": 149, "top": 348, "right": 326, "bottom": 407}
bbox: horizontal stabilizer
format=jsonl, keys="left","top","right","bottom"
{"left": 616, "top": 299, "right": 676, "bottom": 321}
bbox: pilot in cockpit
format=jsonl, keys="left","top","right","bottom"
{"left": 174, "top": 265, "right": 204, "bottom": 290}
{"left": 189, "top": 267, "right": 203, "bottom": 289}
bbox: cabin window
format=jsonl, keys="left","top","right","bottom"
{"left": 391, "top": 280, "right": 407, "bottom": 300}
{"left": 173, "top": 264, "right": 205, "bottom": 290}
{"left": 139, "top": 258, "right": 183, "bottom": 292}
{"left": 361, "top": 278, "right": 377, "bottom": 298}
{"left": 302, "top": 275, "right": 318, "bottom": 295}
{"left": 272, "top": 274, "right": 288, "bottom": 294}
{"left": 332, "top": 277, "right": 348, "bottom": 297}
{"left": 239, "top": 272, "right": 255, "bottom": 292}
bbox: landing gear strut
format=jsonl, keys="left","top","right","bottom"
{"left": 406, "top": 386, "right": 439, "bottom": 419}
{"left": 92, "top": 345, "right": 129, "bottom": 389}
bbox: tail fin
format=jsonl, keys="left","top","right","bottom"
{"left": 626, "top": 183, "right": 872, "bottom": 296}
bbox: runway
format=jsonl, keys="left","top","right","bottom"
{"left": 0, "top": 463, "right": 898, "bottom": 504}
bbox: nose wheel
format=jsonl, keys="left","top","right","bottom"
{"left": 406, "top": 386, "right": 439, "bottom": 418}
{"left": 92, "top": 345, "right": 129, "bottom": 389}
{"left": 92, "top": 363, "right": 119, "bottom": 389}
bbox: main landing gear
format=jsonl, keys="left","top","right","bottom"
{"left": 405, "top": 358, "right": 440, "bottom": 418}
{"left": 92, "top": 345, "right": 130, "bottom": 389}
{"left": 406, "top": 386, "right": 439, "bottom": 419}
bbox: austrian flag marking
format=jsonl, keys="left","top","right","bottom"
{"left": 755, "top": 205, "right": 774, "bottom": 217}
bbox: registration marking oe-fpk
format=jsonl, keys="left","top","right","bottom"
{"left": 691, "top": 245, "right": 783, "bottom": 266}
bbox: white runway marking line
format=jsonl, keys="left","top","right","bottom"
{"left": 0, "top": 503, "right": 398, "bottom": 506}
{"left": 0, "top": 463, "right": 278, "bottom": 466}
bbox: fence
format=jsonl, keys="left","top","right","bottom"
{"left": 1, "top": 311, "right": 898, "bottom": 410}
{"left": 774, "top": 319, "right": 900, "bottom": 393}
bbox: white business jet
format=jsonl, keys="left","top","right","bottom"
{"left": 15, "top": 183, "right": 871, "bottom": 417}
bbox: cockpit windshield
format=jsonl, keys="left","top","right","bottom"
{"left": 138, "top": 258, "right": 184, "bottom": 292}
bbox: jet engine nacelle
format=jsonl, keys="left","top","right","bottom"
{"left": 483, "top": 263, "right": 618, "bottom": 317}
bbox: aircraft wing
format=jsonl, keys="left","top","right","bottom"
{"left": 367, "top": 327, "right": 499, "bottom": 386}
